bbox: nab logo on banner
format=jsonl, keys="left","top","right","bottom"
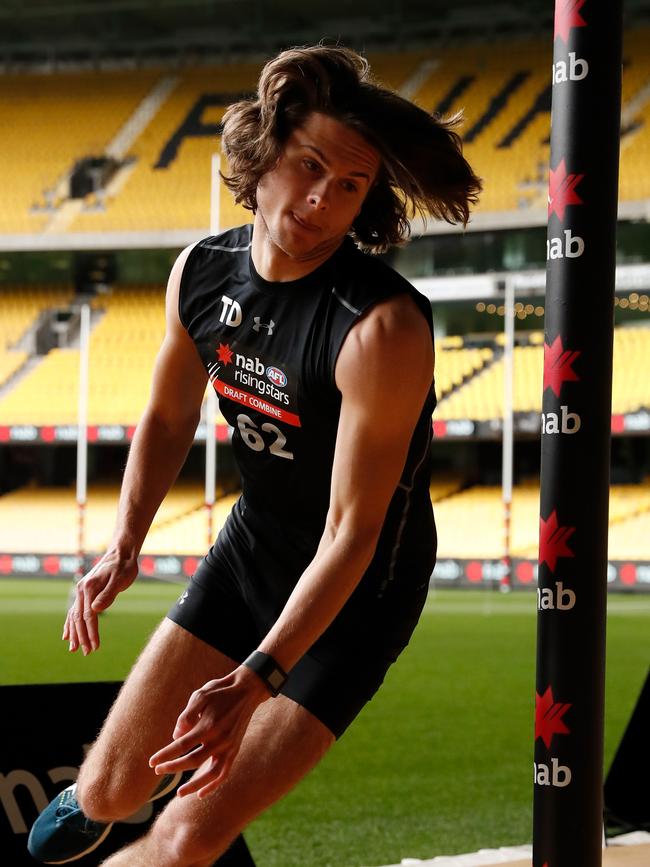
{"left": 552, "top": 52, "right": 589, "bottom": 84}
{"left": 541, "top": 405, "right": 581, "bottom": 435}
{"left": 0, "top": 683, "right": 179, "bottom": 866}
{"left": 547, "top": 159, "right": 585, "bottom": 261}
{"left": 534, "top": 686, "right": 573, "bottom": 789}
{"left": 542, "top": 337, "right": 582, "bottom": 436}
{"left": 534, "top": 757, "right": 572, "bottom": 788}
{"left": 537, "top": 580, "right": 576, "bottom": 611}
{"left": 554, "top": 0, "right": 588, "bottom": 43}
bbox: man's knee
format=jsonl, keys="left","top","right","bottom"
{"left": 76, "top": 760, "right": 147, "bottom": 823}
{"left": 151, "top": 815, "right": 236, "bottom": 867}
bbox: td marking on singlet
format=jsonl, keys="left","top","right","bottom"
{"left": 219, "top": 295, "right": 242, "bottom": 327}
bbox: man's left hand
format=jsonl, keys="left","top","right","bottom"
{"left": 149, "top": 666, "right": 269, "bottom": 799}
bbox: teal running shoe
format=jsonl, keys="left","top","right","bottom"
{"left": 27, "top": 772, "right": 182, "bottom": 864}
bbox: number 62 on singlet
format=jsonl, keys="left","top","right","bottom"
{"left": 236, "top": 413, "right": 294, "bottom": 460}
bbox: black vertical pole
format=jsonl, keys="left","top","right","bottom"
{"left": 533, "top": 2, "right": 622, "bottom": 867}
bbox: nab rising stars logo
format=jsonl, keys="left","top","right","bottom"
{"left": 554, "top": 0, "right": 587, "bottom": 43}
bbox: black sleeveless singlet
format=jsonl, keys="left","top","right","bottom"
{"left": 179, "top": 224, "right": 437, "bottom": 630}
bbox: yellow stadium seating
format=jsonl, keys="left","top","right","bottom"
{"left": 436, "top": 327, "right": 650, "bottom": 420}
{"left": 67, "top": 52, "right": 425, "bottom": 234}
{"left": 0, "top": 481, "right": 235, "bottom": 556}
{"left": 435, "top": 340, "right": 493, "bottom": 396}
{"left": 0, "top": 32, "right": 648, "bottom": 235}
{"left": 612, "top": 326, "right": 650, "bottom": 414}
{"left": 0, "top": 286, "right": 73, "bottom": 388}
{"left": 618, "top": 26, "right": 650, "bottom": 204}
{"left": 2, "top": 291, "right": 649, "bottom": 426}
{"left": 68, "top": 65, "right": 257, "bottom": 234}
{"left": 0, "top": 70, "right": 161, "bottom": 234}
{"left": 0, "top": 285, "right": 228, "bottom": 426}
{"left": 429, "top": 476, "right": 463, "bottom": 502}
{"left": 2, "top": 479, "right": 650, "bottom": 563}
{"left": 143, "top": 492, "right": 239, "bottom": 555}
{"left": 436, "top": 343, "right": 544, "bottom": 420}
{"left": 434, "top": 482, "right": 540, "bottom": 559}
{"left": 410, "top": 37, "right": 552, "bottom": 213}
{"left": 433, "top": 481, "right": 650, "bottom": 562}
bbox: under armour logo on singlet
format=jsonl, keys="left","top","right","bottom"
{"left": 253, "top": 317, "right": 276, "bottom": 335}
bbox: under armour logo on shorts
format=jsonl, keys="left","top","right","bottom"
{"left": 253, "top": 317, "right": 275, "bottom": 335}
{"left": 178, "top": 590, "right": 189, "bottom": 605}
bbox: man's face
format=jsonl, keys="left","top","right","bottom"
{"left": 254, "top": 112, "right": 381, "bottom": 266}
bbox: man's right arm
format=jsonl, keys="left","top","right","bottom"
{"left": 64, "top": 243, "right": 209, "bottom": 655}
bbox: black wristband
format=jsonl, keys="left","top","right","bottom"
{"left": 243, "top": 651, "right": 288, "bottom": 697}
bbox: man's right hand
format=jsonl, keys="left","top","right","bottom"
{"left": 61, "top": 242, "right": 206, "bottom": 657}
{"left": 63, "top": 550, "right": 139, "bottom": 655}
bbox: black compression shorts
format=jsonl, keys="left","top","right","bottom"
{"left": 167, "top": 552, "right": 429, "bottom": 738}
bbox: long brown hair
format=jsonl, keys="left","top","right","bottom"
{"left": 221, "top": 45, "right": 482, "bottom": 253}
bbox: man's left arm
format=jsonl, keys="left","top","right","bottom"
{"left": 257, "top": 294, "right": 434, "bottom": 670}
{"left": 150, "top": 294, "right": 434, "bottom": 797}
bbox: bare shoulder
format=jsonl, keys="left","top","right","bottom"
{"left": 335, "top": 293, "right": 434, "bottom": 395}
{"left": 164, "top": 241, "right": 202, "bottom": 333}
{"left": 361, "top": 293, "right": 430, "bottom": 342}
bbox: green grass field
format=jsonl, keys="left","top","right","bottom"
{"left": 1, "top": 579, "right": 648, "bottom": 867}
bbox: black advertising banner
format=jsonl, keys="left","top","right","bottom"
{"left": 604, "top": 667, "right": 650, "bottom": 834}
{"left": 533, "top": 2, "right": 622, "bottom": 867}
{"left": 0, "top": 683, "right": 255, "bottom": 866}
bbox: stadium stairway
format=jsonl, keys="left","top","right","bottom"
{"left": 0, "top": 355, "right": 40, "bottom": 401}
{"left": 42, "top": 74, "right": 180, "bottom": 234}
{"left": 434, "top": 337, "right": 496, "bottom": 401}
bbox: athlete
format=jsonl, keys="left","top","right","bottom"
{"left": 29, "top": 45, "right": 481, "bottom": 866}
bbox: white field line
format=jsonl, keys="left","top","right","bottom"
{"left": 368, "top": 831, "right": 650, "bottom": 866}
{"left": 367, "top": 844, "right": 532, "bottom": 867}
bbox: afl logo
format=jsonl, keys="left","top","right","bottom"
{"left": 266, "top": 366, "right": 287, "bottom": 388}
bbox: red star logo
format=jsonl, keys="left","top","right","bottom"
{"left": 554, "top": 0, "right": 587, "bottom": 43}
{"left": 539, "top": 510, "right": 575, "bottom": 573}
{"left": 536, "top": 686, "right": 571, "bottom": 748}
{"left": 544, "top": 336, "right": 580, "bottom": 397}
{"left": 216, "top": 343, "right": 233, "bottom": 365}
{"left": 548, "top": 158, "right": 585, "bottom": 220}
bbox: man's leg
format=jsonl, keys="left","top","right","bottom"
{"left": 77, "top": 617, "right": 239, "bottom": 822}
{"left": 101, "top": 693, "right": 334, "bottom": 867}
